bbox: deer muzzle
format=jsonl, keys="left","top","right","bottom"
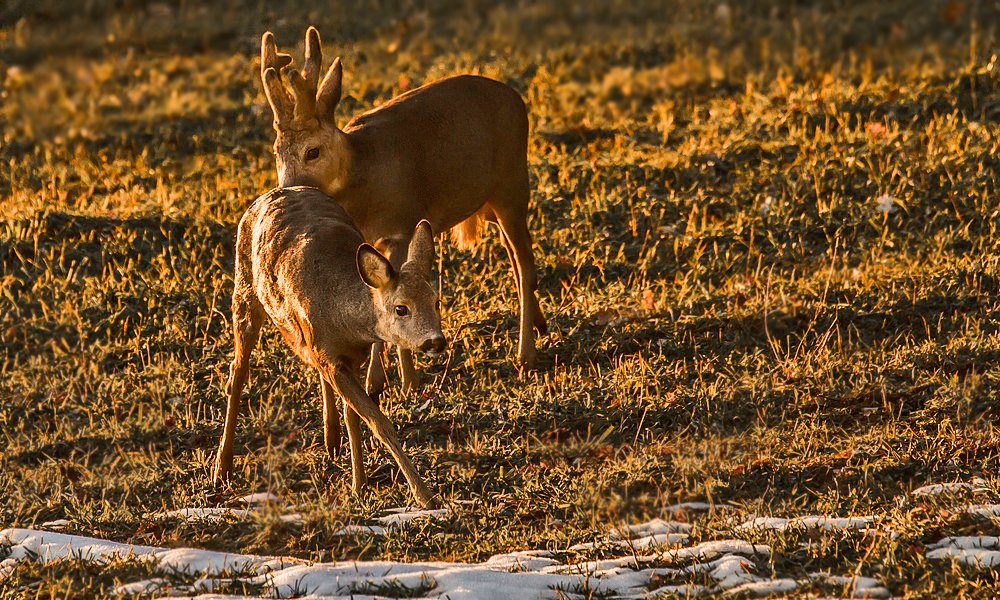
{"left": 419, "top": 334, "right": 447, "bottom": 356}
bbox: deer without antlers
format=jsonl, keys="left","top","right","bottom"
{"left": 260, "top": 27, "right": 547, "bottom": 391}
{"left": 212, "top": 185, "right": 445, "bottom": 508}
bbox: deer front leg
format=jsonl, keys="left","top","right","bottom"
{"left": 365, "top": 342, "right": 387, "bottom": 403}
{"left": 321, "top": 374, "right": 341, "bottom": 459}
{"left": 213, "top": 293, "right": 264, "bottom": 484}
{"left": 343, "top": 399, "right": 367, "bottom": 492}
{"left": 384, "top": 240, "right": 419, "bottom": 392}
{"left": 328, "top": 363, "right": 438, "bottom": 508}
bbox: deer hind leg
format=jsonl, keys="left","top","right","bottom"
{"left": 213, "top": 290, "right": 265, "bottom": 484}
{"left": 326, "top": 362, "right": 438, "bottom": 508}
{"left": 490, "top": 177, "right": 546, "bottom": 368}
{"left": 496, "top": 228, "right": 524, "bottom": 306}
{"left": 320, "top": 374, "right": 341, "bottom": 459}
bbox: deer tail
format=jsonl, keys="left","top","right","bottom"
{"left": 449, "top": 206, "right": 491, "bottom": 251}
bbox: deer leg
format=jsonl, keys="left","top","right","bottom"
{"left": 213, "top": 292, "right": 264, "bottom": 484}
{"left": 343, "top": 399, "right": 367, "bottom": 491}
{"left": 327, "top": 363, "right": 438, "bottom": 508}
{"left": 320, "top": 374, "right": 341, "bottom": 459}
{"left": 497, "top": 228, "right": 524, "bottom": 306}
{"left": 385, "top": 241, "right": 419, "bottom": 393}
{"left": 493, "top": 199, "right": 546, "bottom": 368}
{"left": 365, "top": 342, "right": 387, "bottom": 405}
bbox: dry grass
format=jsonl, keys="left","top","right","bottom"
{"left": 2, "top": 0, "right": 1000, "bottom": 597}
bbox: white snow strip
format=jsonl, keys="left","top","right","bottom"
{"left": 609, "top": 518, "right": 692, "bottom": 540}
{"left": 240, "top": 492, "right": 281, "bottom": 505}
{"left": 0, "top": 528, "right": 161, "bottom": 563}
{"left": 257, "top": 559, "right": 634, "bottom": 599}
{"left": 665, "top": 501, "right": 736, "bottom": 513}
{"left": 569, "top": 532, "right": 688, "bottom": 551}
{"left": 0, "top": 528, "right": 305, "bottom": 579}
{"left": 332, "top": 524, "right": 387, "bottom": 536}
{"left": 809, "top": 573, "right": 890, "bottom": 598}
{"left": 737, "top": 516, "right": 874, "bottom": 532}
{"left": 0, "top": 523, "right": 896, "bottom": 598}
{"left": 928, "top": 536, "right": 1000, "bottom": 550}
{"left": 911, "top": 483, "right": 973, "bottom": 497}
{"left": 725, "top": 578, "right": 798, "bottom": 596}
{"left": 332, "top": 506, "right": 453, "bottom": 537}
{"left": 540, "top": 555, "right": 651, "bottom": 575}
{"left": 926, "top": 547, "right": 1000, "bottom": 569}
{"left": 159, "top": 507, "right": 255, "bottom": 521}
{"left": 111, "top": 578, "right": 169, "bottom": 595}
{"left": 665, "top": 539, "right": 771, "bottom": 560}
{"left": 0, "top": 527, "right": 768, "bottom": 599}
{"left": 643, "top": 583, "right": 712, "bottom": 597}
{"left": 711, "top": 554, "right": 760, "bottom": 588}
{"left": 40, "top": 519, "right": 71, "bottom": 530}
{"left": 484, "top": 550, "right": 561, "bottom": 572}
{"left": 377, "top": 507, "right": 450, "bottom": 528}
{"left": 964, "top": 504, "right": 1000, "bottom": 519}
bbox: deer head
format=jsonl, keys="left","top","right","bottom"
{"left": 357, "top": 221, "right": 447, "bottom": 356}
{"left": 262, "top": 27, "right": 350, "bottom": 195}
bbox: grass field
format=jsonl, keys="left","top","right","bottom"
{"left": 2, "top": 0, "right": 1000, "bottom": 597}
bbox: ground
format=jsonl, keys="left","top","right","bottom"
{"left": 1, "top": 0, "right": 1000, "bottom": 598}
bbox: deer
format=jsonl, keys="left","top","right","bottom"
{"left": 258, "top": 27, "right": 547, "bottom": 394}
{"left": 212, "top": 185, "right": 445, "bottom": 508}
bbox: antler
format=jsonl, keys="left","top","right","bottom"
{"left": 261, "top": 27, "right": 343, "bottom": 127}
{"left": 261, "top": 32, "right": 295, "bottom": 126}
{"left": 262, "top": 67, "right": 295, "bottom": 126}
{"left": 286, "top": 27, "right": 324, "bottom": 122}
{"left": 261, "top": 31, "right": 293, "bottom": 77}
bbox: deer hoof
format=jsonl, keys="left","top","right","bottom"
{"left": 517, "top": 347, "right": 537, "bottom": 369}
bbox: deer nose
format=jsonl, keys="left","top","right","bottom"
{"left": 420, "top": 334, "right": 447, "bottom": 355}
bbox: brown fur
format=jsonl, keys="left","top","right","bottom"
{"left": 261, "top": 28, "right": 547, "bottom": 386}
{"left": 212, "top": 186, "right": 444, "bottom": 508}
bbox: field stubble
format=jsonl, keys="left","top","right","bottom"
{"left": 2, "top": 0, "right": 1000, "bottom": 597}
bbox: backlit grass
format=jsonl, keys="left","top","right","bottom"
{"left": 2, "top": 1, "right": 1000, "bottom": 597}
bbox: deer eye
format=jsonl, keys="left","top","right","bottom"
{"left": 395, "top": 305, "right": 409, "bottom": 317}
{"left": 305, "top": 147, "right": 320, "bottom": 161}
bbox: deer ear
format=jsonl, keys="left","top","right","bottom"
{"left": 405, "top": 220, "right": 435, "bottom": 276}
{"left": 316, "top": 57, "right": 343, "bottom": 123}
{"left": 357, "top": 244, "right": 396, "bottom": 289}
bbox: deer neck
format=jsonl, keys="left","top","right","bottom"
{"left": 322, "top": 129, "right": 355, "bottom": 197}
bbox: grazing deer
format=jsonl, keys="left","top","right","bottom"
{"left": 259, "top": 27, "right": 547, "bottom": 392}
{"left": 212, "top": 186, "right": 444, "bottom": 508}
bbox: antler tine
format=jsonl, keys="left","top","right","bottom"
{"left": 262, "top": 67, "right": 295, "bottom": 127}
{"left": 303, "top": 26, "right": 323, "bottom": 95}
{"left": 261, "top": 31, "right": 293, "bottom": 78}
{"left": 287, "top": 68, "right": 317, "bottom": 122}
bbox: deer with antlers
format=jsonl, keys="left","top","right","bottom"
{"left": 213, "top": 185, "right": 445, "bottom": 507}
{"left": 259, "top": 27, "right": 546, "bottom": 393}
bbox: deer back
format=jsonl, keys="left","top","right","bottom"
{"left": 242, "top": 186, "right": 375, "bottom": 366}
{"left": 338, "top": 75, "right": 529, "bottom": 239}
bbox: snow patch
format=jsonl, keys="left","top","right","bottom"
{"left": 964, "top": 504, "right": 1000, "bottom": 519}
{"left": 664, "top": 501, "right": 737, "bottom": 513}
{"left": 737, "top": 515, "right": 874, "bottom": 532}
{"left": 911, "top": 483, "right": 973, "bottom": 497}
{"left": 159, "top": 507, "right": 254, "bottom": 522}
{"left": 240, "top": 492, "right": 282, "bottom": 505}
